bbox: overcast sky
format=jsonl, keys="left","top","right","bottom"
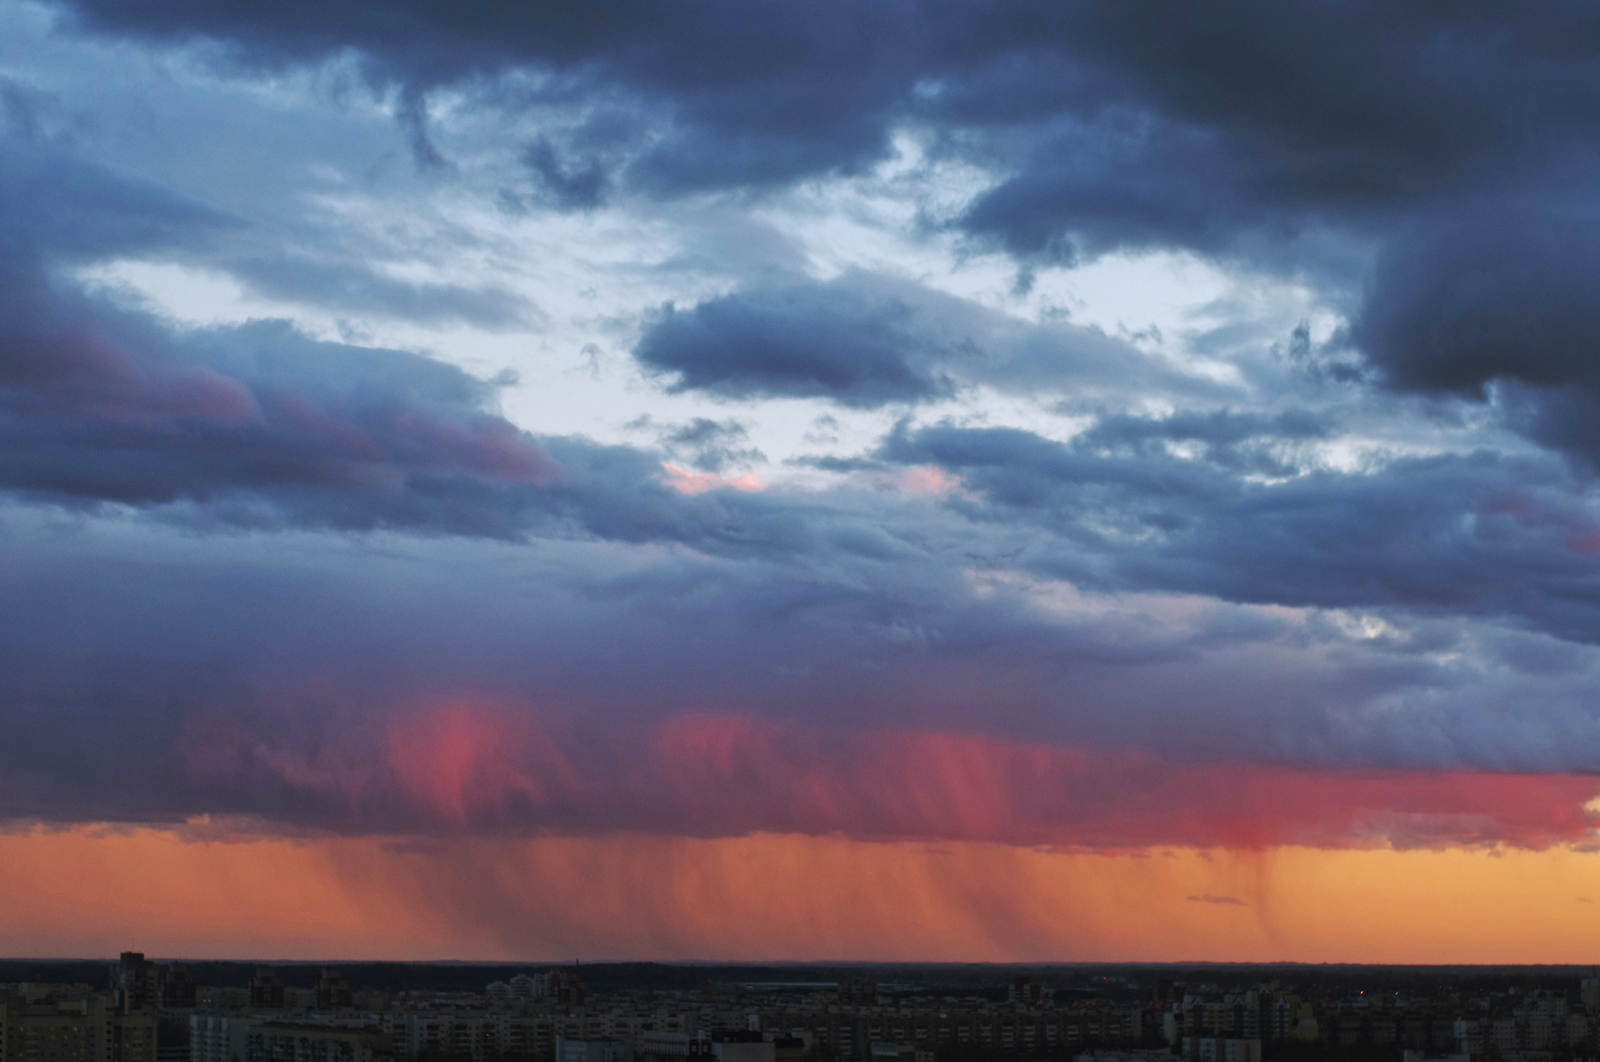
{"left": 6, "top": 0, "right": 1600, "bottom": 960}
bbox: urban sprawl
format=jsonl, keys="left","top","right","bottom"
{"left": 5, "top": 955, "right": 1599, "bottom": 1062}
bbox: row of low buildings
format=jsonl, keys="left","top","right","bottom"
{"left": 188, "top": 998, "right": 1151, "bottom": 1062}
{"left": 187, "top": 984, "right": 1600, "bottom": 1062}
{"left": 0, "top": 955, "right": 163, "bottom": 1062}
{"left": 195, "top": 971, "right": 588, "bottom": 1019}
{"left": 190, "top": 1000, "right": 1600, "bottom": 1062}
{"left": 194, "top": 1021, "right": 851, "bottom": 1062}
{"left": 1161, "top": 984, "right": 1600, "bottom": 1056}
{"left": 25, "top": 957, "right": 1600, "bottom": 1062}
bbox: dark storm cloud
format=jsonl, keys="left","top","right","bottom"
{"left": 635, "top": 278, "right": 958, "bottom": 407}
{"left": 52, "top": 0, "right": 915, "bottom": 193}
{"left": 0, "top": 305, "right": 561, "bottom": 534}
{"left": 21, "top": 0, "right": 1600, "bottom": 850}
{"left": 4, "top": 503, "right": 1600, "bottom": 843}
{"left": 881, "top": 419, "right": 1600, "bottom": 643}
{"left": 1356, "top": 210, "right": 1600, "bottom": 465}
{"left": 14, "top": 333, "right": 1600, "bottom": 838}
{"left": 633, "top": 273, "right": 1209, "bottom": 408}
{"left": 0, "top": 144, "right": 941, "bottom": 548}
{"left": 5, "top": 277, "right": 1600, "bottom": 839}
{"left": 50, "top": 0, "right": 1600, "bottom": 463}
{"left": 0, "top": 139, "right": 559, "bottom": 533}
{"left": 1359, "top": 214, "right": 1600, "bottom": 397}
{"left": 940, "top": 3, "right": 1600, "bottom": 265}
{"left": 13, "top": 122, "right": 1600, "bottom": 814}
{"left": 43, "top": 0, "right": 1600, "bottom": 239}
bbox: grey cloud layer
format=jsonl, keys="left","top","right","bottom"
{"left": 51, "top": 0, "right": 1600, "bottom": 218}
{"left": 0, "top": 137, "right": 560, "bottom": 534}
{"left": 881, "top": 421, "right": 1600, "bottom": 635}
{"left": 0, "top": 59, "right": 539, "bottom": 334}
{"left": 7, "top": 498, "right": 1600, "bottom": 838}
{"left": 9, "top": 1, "right": 1600, "bottom": 842}
{"left": 633, "top": 273, "right": 1210, "bottom": 408}
{"left": 48, "top": 0, "right": 1600, "bottom": 463}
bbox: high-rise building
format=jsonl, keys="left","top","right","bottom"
{"left": 533, "top": 970, "right": 585, "bottom": 1008}
{"left": 1010, "top": 980, "right": 1043, "bottom": 1007}
{"left": 315, "top": 973, "right": 352, "bottom": 1012}
{"left": 112, "top": 1007, "right": 157, "bottom": 1062}
{"left": 114, "top": 955, "right": 159, "bottom": 1016}
{"left": 249, "top": 972, "right": 285, "bottom": 1011}
{"left": 1, "top": 982, "right": 155, "bottom": 1062}
{"left": 1, "top": 988, "right": 114, "bottom": 1062}
{"left": 162, "top": 966, "right": 198, "bottom": 1011}
{"left": 840, "top": 981, "right": 878, "bottom": 1007}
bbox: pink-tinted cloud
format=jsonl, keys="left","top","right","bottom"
{"left": 388, "top": 413, "right": 561, "bottom": 485}
{"left": 224, "top": 702, "right": 1600, "bottom": 851}
{"left": 0, "top": 256, "right": 562, "bottom": 523}
{"left": 386, "top": 702, "right": 580, "bottom": 825}
{"left": 21, "top": 322, "right": 264, "bottom": 429}
{"left": 885, "top": 464, "right": 968, "bottom": 497}
{"left": 633, "top": 714, "right": 1600, "bottom": 850}
{"left": 659, "top": 462, "right": 764, "bottom": 494}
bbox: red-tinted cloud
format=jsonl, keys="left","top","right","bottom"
{"left": 232, "top": 702, "right": 1600, "bottom": 850}
{"left": 633, "top": 713, "right": 1600, "bottom": 850}
{"left": 386, "top": 702, "right": 581, "bottom": 825}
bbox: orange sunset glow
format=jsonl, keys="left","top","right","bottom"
{"left": 5, "top": 825, "right": 1600, "bottom": 963}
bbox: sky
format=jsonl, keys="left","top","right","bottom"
{"left": 5, "top": 0, "right": 1600, "bottom": 963}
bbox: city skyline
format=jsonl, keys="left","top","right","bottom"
{"left": 10, "top": 953, "right": 1600, "bottom": 1062}
{"left": 6, "top": 0, "right": 1600, "bottom": 963}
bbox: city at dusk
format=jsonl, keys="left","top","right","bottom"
{"left": 8, "top": 0, "right": 1600, "bottom": 1036}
